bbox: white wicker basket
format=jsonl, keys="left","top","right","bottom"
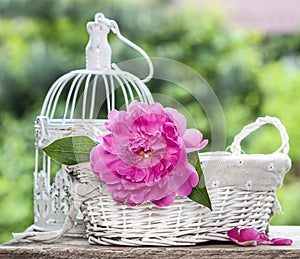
{"left": 66, "top": 116, "right": 291, "bottom": 246}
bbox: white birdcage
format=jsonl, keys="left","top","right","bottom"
{"left": 33, "top": 13, "right": 154, "bottom": 234}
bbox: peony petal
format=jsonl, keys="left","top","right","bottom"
{"left": 127, "top": 188, "right": 150, "bottom": 205}
{"left": 127, "top": 101, "right": 151, "bottom": 123}
{"left": 107, "top": 186, "right": 127, "bottom": 204}
{"left": 101, "top": 134, "right": 116, "bottom": 154}
{"left": 158, "top": 149, "right": 196, "bottom": 198}
{"left": 108, "top": 109, "right": 119, "bottom": 122}
{"left": 200, "top": 139, "right": 209, "bottom": 148}
{"left": 182, "top": 128, "right": 208, "bottom": 152}
{"left": 227, "top": 227, "right": 260, "bottom": 246}
{"left": 239, "top": 228, "right": 263, "bottom": 242}
{"left": 132, "top": 167, "right": 147, "bottom": 182}
{"left": 271, "top": 238, "right": 293, "bottom": 245}
{"left": 227, "top": 227, "right": 242, "bottom": 243}
{"left": 128, "top": 100, "right": 149, "bottom": 114}
{"left": 257, "top": 233, "right": 272, "bottom": 244}
{"left": 143, "top": 102, "right": 165, "bottom": 119}
{"left": 149, "top": 102, "right": 165, "bottom": 114}
{"left": 151, "top": 192, "right": 175, "bottom": 207}
{"left": 97, "top": 166, "right": 120, "bottom": 184}
{"left": 189, "top": 170, "right": 199, "bottom": 187}
{"left": 176, "top": 171, "right": 199, "bottom": 196}
{"left": 143, "top": 177, "right": 169, "bottom": 202}
{"left": 227, "top": 227, "right": 293, "bottom": 247}
{"left": 165, "top": 107, "right": 187, "bottom": 136}
{"left": 105, "top": 109, "right": 119, "bottom": 131}
{"left": 111, "top": 120, "right": 130, "bottom": 137}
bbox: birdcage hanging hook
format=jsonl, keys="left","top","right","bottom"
{"left": 92, "top": 12, "right": 154, "bottom": 83}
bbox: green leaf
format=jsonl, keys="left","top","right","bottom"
{"left": 42, "top": 136, "right": 97, "bottom": 165}
{"left": 187, "top": 151, "right": 212, "bottom": 211}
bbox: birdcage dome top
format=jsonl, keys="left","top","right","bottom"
{"left": 34, "top": 13, "right": 154, "bottom": 151}
{"left": 39, "top": 13, "right": 154, "bottom": 124}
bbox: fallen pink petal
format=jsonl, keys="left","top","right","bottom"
{"left": 227, "top": 227, "right": 260, "bottom": 246}
{"left": 227, "top": 227, "right": 293, "bottom": 246}
{"left": 271, "top": 238, "right": 293, "bottom": 245}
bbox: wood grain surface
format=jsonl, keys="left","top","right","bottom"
{"left": 1, "top": 226, "right": 299, "bottom": 258}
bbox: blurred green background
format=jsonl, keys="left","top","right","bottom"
{"left": 1, "top": 0, "right": 300, "bottom": 243}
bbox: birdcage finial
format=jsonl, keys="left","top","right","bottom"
{"left": 86, "top": 12, "right": 154, "bottom": 82}
{"left": 86, "top": 13, "right": 112, "bottom": 70}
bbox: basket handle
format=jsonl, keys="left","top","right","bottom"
{"left": 229, "top": 116, "right": 290, "bottom": 155}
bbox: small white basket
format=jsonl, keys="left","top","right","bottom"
{"left": 70, "top": 116, "right": 291, "bottom": 246}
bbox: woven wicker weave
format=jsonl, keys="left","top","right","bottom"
{"left": 81, "top": 188, "right": 276, "bottom": 246}
{"left": 66, "top": 116, "right": 291, "bottom": 246}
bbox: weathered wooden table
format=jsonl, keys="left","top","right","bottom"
{"left": 0, "top": 226, "right": 299, "bottom": 258}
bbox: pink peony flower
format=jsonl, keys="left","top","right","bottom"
{"left": 227, "top": 227, "right": 293, "bottom": 246}
{"left": 90, "top": 101, "right": 208, "bottom": 206}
